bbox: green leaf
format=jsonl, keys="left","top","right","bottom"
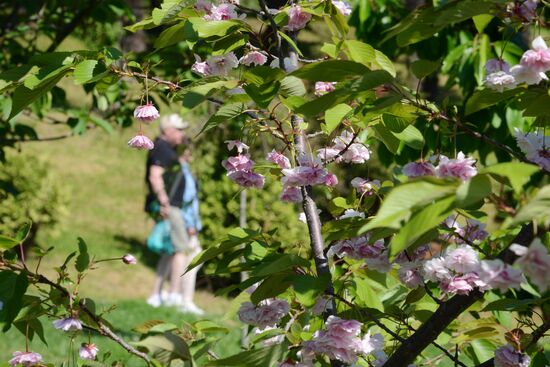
{"left": 243, "top": 82, "right": 280, "bottom": 108}
{"left": 292, "top": 274, "right": 329, "bottom": 307}
{"left": 465, "top": 88, "right": 522, "bottom": 116}
{"left": 243, "top": 66, "right": 285, "bottom": 85}
{"left": 291, "top": 60, "right": 369, "bottom": 82}
{"left": 15, "top": 222, "right": 32, "bottom": 243}
{"left": 0, "top": 235, "right": 19, "bottom": 251}
{"left": 154, "top": 22, "right": 186, "bottom": 49}
{"left": 212, "top": 32, "right": 247, "bottom": 55}
{"left": 324, "top": 104, "right": 352, "bottom": 134}
{"left": 188, "top": 18, "right": 244, "bottom": 39}
{"left": 75, "top": 237, "right": 90, "bottom": 273}
{"left": 482, "top": 298, "right": 538, "bottom": 312}
{"left": 411, "top": 60, "right": 440, "bottom": 79}
{"left": 125, "top": 16, "right": 157, "bottom": 32}
{"left": 9, "top": 66, "right": 72, "bottom": 120}
{"left": 361, "top": 179, "right": 458, "bottom": 232}
{"left": 470, "top": 339, "right": 496, "bottom": 364}
{"left": 512, "top": 185, "right": 550, "bottom": 225}
{"left": 390, "top": 195, "right": 455, "bottom": 257}
{"left": 374, "top": 50, "right": 396, "bottom": 78}
{"left": 250, "top": 273, "right": 292, "bottom": 304}
{"left": 250, "top": 254, "right": 309, "bottom": 277}
{"left": 344, "top": 40, "right": 396, "bottom": 77}
{"left": 393, "top": 124, "right": 425, "bottom": 150}
{"left": 206, "top": 343, "right": 287, "bottom": 366}
{"left": 0, "top": 272, "right": 29, "bottom": 332}
{"left": 199, "top": 103, "right": 247, "bottom": 134}
{"left": 73, "top": 60, "right": 99, "bottom": 85}
{"left": 152, "top": 0, "right": 187, "bottom": 25}
{"left": 135, "top": 332, "right": 192, "bottom": 362}
{"left": 472, "top": 14, "right": 493, "bottom": 33}
{"left": 279, "top": 76, "right": 306, "bottom": 97}
{"left": 523, "top": 93, "right": 550, "bottom": 117}
{"left": 278, "top": 31, "right": 304, "bottom": 56}
{"left": 456, "top": 174, "right": 492, "bottom": 208}
{"left": 353, "top": 277, "right": 384, "bottom": 311}
{"left": 480, "top": 162, "right": 539, "bottom": 194}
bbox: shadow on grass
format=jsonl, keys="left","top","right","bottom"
{"left": 113, "top": 234, "right": 159, "bottom": 269}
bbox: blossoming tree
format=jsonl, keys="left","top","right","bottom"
{"left": 1, "top": 0, "right": 550, "bottom": 366}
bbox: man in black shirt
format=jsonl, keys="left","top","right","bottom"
{"left": 146, "top": 113, "right": 189, "bottom": 308}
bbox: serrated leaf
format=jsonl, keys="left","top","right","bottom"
{"left": 154, "top": 22, "right": 186, "bottom": 49}
{"left": 292, "top": 274, "right": 330, "bottom": 307}
{"left": 512, "top": 185, "right": 550, "bottom": 225}
{"left": 15, "top": 222, "right": 32, "bottom": 243}
{"left": 152, "top": 0, "right": 187, "bottom": 25}
{"left": 291, "top": 60, "right": 369, "bottom": 82}
{"left": 411, "top": 59, "right": 440, "bottom": 79}
{"left": 480, "top": 162, "right": 539, "bottom": 194}
{"left": 199, "top": 103, "right": 247, "bottom": 134}
{"left": 250, "top": 273, "right": 292, "bottom": 304}
{"left": 456, "top": 174, "right": 492, "bottom": 208}
{"left": 73, "top": 60, "right": 98, "bottom": 85}
{"left": 279, "top": 76, "right": 306, "bottom": 96}
{"left": 0, "top": 235, "right": 19, "bottom": 251}
{"left": 465, "top": 87, "right": 522, "bottom": 116}
{"left": 75, "top": 237, "right": 89, "bottom": 273}
{"left": 205, "top": 343, "right": 287, "bottom": 366}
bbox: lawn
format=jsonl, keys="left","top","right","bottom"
{"left": 1, "top": 123, "right": 244, "bottom": 365}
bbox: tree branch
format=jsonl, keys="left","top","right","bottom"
{"left": 383, "top": 224, "right": 535, "bottom": 367}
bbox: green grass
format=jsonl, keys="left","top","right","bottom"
{"left": 0, "top": 300, "right": 242, "bottom": 366}
{"left": 1, "top": 121, "right": 244, "bottom": 364}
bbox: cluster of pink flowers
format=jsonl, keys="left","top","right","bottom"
{"left": 424, "top": 244, "right": 523, "bottom": 296}
{"left": 494, "top": 344, "right": 530, "bottom": 367}
{"left": 222, "top": 140, "right": 265, "bottom": 188}
{"left": 329, "top": 235, "right": 391, "bottom": 272}
{"left": 484, "top": 35, "right": 550, "bottom": 91}
{"left": 351, "top": 177, "right": 380, "bottom": 196}
{"left": 122, "top": 254, "right": 137, "bottom": 264}
{"left": 510, "top": 238, "right": 550, "bottom": 291}
{"left": 402, "top": 152, "right": 477, "bottom": 181}
{"left": 394, "top": 245, "right": 430, "bottom": 289}
{"left": 506, "top": 0, "right": 539, "bottom": 23}
{"left": 237, "top": 298, "right": 290, "bottom": 329}
{"left": 302, "top": 316, "right": 385, "bottom": 364}
{"left": 318, "top": 131, "right": 371, "bottom": 164}
{"left": 286, "top": 6, "right": 312, "bottom": 31}
{"left": 8, "top": 352, "right": 42, "bottom": 366}
{"left": 442, "top": 215, "right": 489, "bottom": 244}
{"left": 192, "top": 53, "right": 239, "bottom": 77}
{"left": 314, "top": 82, "right": 336, "bottom": 96}
{"left": 194, "top": 0, "right": 245, "bottom": 21}
{"left": 280, "top": 154, "right": 336, "bottom": 201}
{"left": 514, "top": 128, "right": 550, "bottom": 172}
{"left": 267, "top": 150, "right": 291, "bottom": 169}
{"left": 133, "top": 103, "right": 160, "bottom": 122}
{"left": 53, "top": 317, "right": 83, "bottom": 332}
{"left": 79, "top": 343, "right": 99, "bottom": 360}
{"left": 239, "top": 51, "right": 268, "bottom": 66}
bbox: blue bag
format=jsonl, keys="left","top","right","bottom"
{"left": 147, "top": 220, "right": 174, "bottom": 255}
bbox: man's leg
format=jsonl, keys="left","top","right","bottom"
{"left": 181, "top": 236, "right": 202, "bottom": 304}
{"left": 167, "top": 207, "right": 189, "bottom": 302}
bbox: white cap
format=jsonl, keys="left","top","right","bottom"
{"left": 159, "top": 114, "right": 189, "bottom": 132}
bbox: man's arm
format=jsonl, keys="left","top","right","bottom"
{"left": 148, "top": 165, "right": 170, "bottom": 217}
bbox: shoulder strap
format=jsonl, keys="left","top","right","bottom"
{"left": 168, "top": 170, "right": 183, "bottom": 201}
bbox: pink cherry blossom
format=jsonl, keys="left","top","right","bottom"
{"left": 485, "top": 59, "right": 511, "bottom": 73}
{"left": 398, "top": 261, "right": 424, "bottom": 288}
{"left": 318, "top": 131, "right": 371, "bottom": 164}
{"left": 122, "top": 254, "right": 137, "bottom": 265}
{"left": 514, "top": 128, "right": 550, "bottom": 172}
{"left": 494, "top": 344, "right": 530, "bottom": 367}
{"left": 444, "top": 245, "right": 480, "bottom": 273}
{"left": 520, "top": 36, "right": 550, "bottom": 72}
{"left": 440, "top": 275, "right": 475, "bottom": 295}
{"left": 239, "top": 51, "right": 268, "bottom": 66}
{"left": 351, "top": 177, "right": 380, "bottom": 195}
{"left": 133, "top": 103, "right": 160, "bottom": 122}
{"left": 436, "top": 152, "right": 477, "bottom": 181}
{"left": 79, "top": 343, "right": 98, "bottom": 360}
{"left": 510, "top": 239, "right": 550, "bottom": 291}
{"left": 227, "top": 170, "right": 265, "bottom": 189}
{"left": 463, "top": 219, "right": 489, "bottom": 242}
{"left": 402, "top": 161, "right": 437, "bottom": 177}
{"left": 238, "top": 298, "right": 290, "bottom": 329}
{"left": 305, "top": 316, "right": 364, "bottom": 363}
{"left": 314, "top": 82, "right": 336, "bottom": 96}
{"left": 286, "top": 6, "right": 312, "bottom": 31}
{"left": 207, "top": 52, "right": 239, "bottom": 75}
{"left": 324, "top": 172, "right": 338, "bottom": 187}
{"left": 225, "top": 140, "right": 249, "bottom": 153}
{"left": 311, "top": 295, "right": 332, "bottom": 315}
{"left": 204, "top": 3, "right": 240, "bottom": 20}
{"left": 361, "top": 331, "right": 384, "bottom": 354}
{"left": 194, "top": 0, "right": 212, "bottom": 12}
{"left": 478, "top": 259, "right": 523, "bottom": 292}
{"left": 128, "top": 134, "right": 154, "bottom": 150}
{"left": 510, "top": 64, "right": 547, "bottom": 85}
{"left": 423, "top": 257, "right": 452, "bottom": 282}
{"left": 332, "top": 0, "right": 352, "bottom": 16}
{"left": 484, "top": 71, "right": 517, "bottom": 92}
{"left": 9, "top": 351, "right": 42, "bottom": 366}
{"left": 191, "top": 56, "right": 211, "bottom": 76}
{"left": 53, "top": 317, "right": 82, "bottom": 331}
{"left": 267, "top": 150, "right": 291, "bottom": 169}
{"left": 280, "top": 186, "right": 303, "bottom": 202}
{"left": 222, "top": 154, "right": 254, "bottom": 172}
{"left": 394, "top": 245, "right": 429, "bottom": 263}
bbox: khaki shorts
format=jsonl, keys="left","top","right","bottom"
{"left": 167, "top": 206, "right": 202, "bottom": 254}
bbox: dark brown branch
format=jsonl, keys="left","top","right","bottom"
{"left": 258, "top": 0, "right": 283, "bottom": 66}
{"left": 383, "top": 224, "right": 535, "bottom": 367}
